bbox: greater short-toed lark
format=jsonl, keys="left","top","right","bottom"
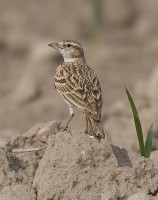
{"left": 48, "top": 40, "right": 105, "bottom": 141}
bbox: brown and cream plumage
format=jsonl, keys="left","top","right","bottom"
{"left": 48, "top": 40, "right": 105, "bottom": 141}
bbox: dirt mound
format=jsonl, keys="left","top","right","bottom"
{"left": 0, "top": 121, "right": 158, "bottom": 200}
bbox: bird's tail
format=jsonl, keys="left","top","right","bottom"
{"left": 87, "top": 116, "right": 105, "bottom": 141}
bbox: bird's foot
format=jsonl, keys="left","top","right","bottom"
{"left": 61, "top": 127, "right": 67, "bottom": 132}
{"left": 61, "top": 124, "right": 69, "bottom": 132}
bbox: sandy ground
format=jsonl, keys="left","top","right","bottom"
{"left": 0, "top": 121, "right": 158, "bottom": 200}
{"left": 0, "top": 0, "right": 158, "bottom": 149}
{"left": 1, "top": 0, "right": 158, "bottom": 199}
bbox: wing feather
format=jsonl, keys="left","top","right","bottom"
{"left": 54, "top": 62, "right": 102, "bottom": 118}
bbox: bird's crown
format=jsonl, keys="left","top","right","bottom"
{"left": 62, "top": 40, "right": 82, "bottom": 48}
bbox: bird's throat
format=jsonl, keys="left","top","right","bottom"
{"left": 64, "top": 57, "right": 85, "bottom": 63}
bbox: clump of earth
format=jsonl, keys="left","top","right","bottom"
{"left": 0, "top": 121, "right": 157, "bottom": 200}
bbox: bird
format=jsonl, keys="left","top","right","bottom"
{"left": 48, "top": 40, "right": 105, "bottom": 141}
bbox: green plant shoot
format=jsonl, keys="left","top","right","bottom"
{"left": 126, "top": 87, "right": 153, "bottom": 158}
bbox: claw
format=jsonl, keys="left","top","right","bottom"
{"left": 61, "top": 125, "right": 68, "bottom": 132}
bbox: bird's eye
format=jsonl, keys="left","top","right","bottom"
{"left": 67, "top": 44, "right": 71, "bottom": 47}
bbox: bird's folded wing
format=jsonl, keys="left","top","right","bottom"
{"left": 54, "top": 76, "right": 98, "bottom": 115}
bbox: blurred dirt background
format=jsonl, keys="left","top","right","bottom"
{"left": 1, "top": 0, "right": 158, "bottom": 152}
{"left": 1, "top": 1, "right": 158, "bottom": 199}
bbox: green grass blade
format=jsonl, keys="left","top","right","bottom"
{"left": 125, "top": 87, "right": 145, "bottom": 156}
{"left": 144, "top": 124, "right": 153, "bottom": 158}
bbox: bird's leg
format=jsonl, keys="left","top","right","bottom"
{"left": 62, "top": 106, "right": 74, "bottom": 131}
{"left": 85, "top": 115, "right": 88, "bottom": 134}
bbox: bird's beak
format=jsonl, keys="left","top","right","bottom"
{"left": 48, "top": 43, "right": 60, "bottom": 50}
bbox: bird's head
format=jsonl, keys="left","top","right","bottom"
{"left": 48, "top": 40, "right": 85, "bottom": 62}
